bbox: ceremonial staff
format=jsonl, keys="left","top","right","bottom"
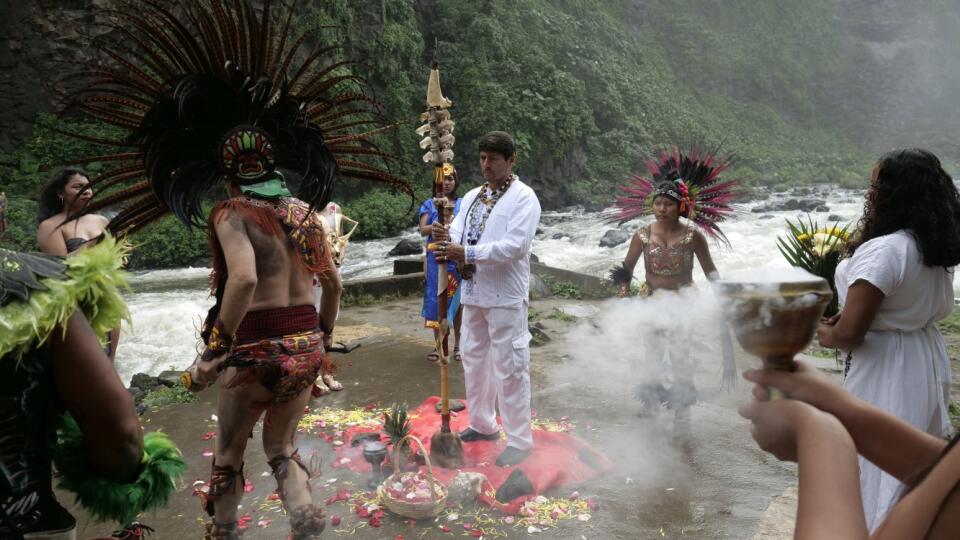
{"left": 419, "top": 60, "right": 464, "bottom": 468}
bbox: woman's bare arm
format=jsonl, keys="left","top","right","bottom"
{"left": 817, "top": 280, "right": 884, "bottom": 350}
{"left": 419, "top": 212, "right": 433, "bottom": 236}
{"left": 693, "top": 230, "right": 719, "bottom": 280}
{"left": 746, "top": 364, "right": 947, "bottom": 480}
{"left": 37, "top": 219, "right": 68, "bottom": 256}
{"left": 618, "top": 232, "right": 644, "bottom": 296}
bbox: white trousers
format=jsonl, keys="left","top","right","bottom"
{"left": 460, "top": 304, "right": 533, "bottom": 451}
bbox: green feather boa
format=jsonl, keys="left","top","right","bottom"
{"left": 0, "top": 234, "right": 131, "bottom": 359}
{"left": 54, "top": 414, "right": 187, "bottom": 526}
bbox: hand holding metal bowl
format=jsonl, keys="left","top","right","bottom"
{"left": 714, "top": 270, "right": 832, "bottom": 399}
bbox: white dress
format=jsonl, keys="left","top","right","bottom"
{"left": 834, "top": 230, "right": 954, "bottom": 532}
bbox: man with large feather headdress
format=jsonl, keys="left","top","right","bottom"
{"left": 56, "top": 1, "right": 411, "bottom": 538}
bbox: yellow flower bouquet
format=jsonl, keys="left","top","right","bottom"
{"left": 776, "top": 216, "right": 851, "bottom": 316}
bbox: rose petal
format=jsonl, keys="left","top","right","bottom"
{"left": 441, "top": 525, "right": 452, "bottom": 532}
{"left": 201, "top": 431, "right": 216, "bottom": 440}
{"left": 202, "top": 448, "right": 214, "bottom": 458}
{"left": 257, "top": 519, "right": 272, "bottom": 528}
{"left": 330, "top": 515, "right": 341, "bottom": 526}
{"left": 243, "top": 480, "right": 254, "bottom": 493}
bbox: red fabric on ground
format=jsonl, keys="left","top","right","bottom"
{"left": 331, "top": 397, "right": 613, "bottom": 512}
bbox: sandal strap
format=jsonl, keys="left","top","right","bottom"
{"left": 203, "top": 461, "right": 245, "bottom": 516}
{"left": 268, "top": 450, "right": 312, "bottom": 508}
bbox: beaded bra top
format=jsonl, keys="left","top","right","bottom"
{"left": 640, "top": 225, "right": 694, "bottom": 277}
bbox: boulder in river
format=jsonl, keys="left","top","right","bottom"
{"left": 828, "top": 214, "right": 845, "bottom": 222}
{"left": 130, "top": 372, "right": 159, "bottom": 392}
{"left": 599, "top": 229, "right": 630, "bottom": 248}
{"left": 388, "top": 238, "right": 423, "bottom": 256}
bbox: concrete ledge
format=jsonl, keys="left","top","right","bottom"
{"left": 393, "top": 257, "right": 424, "bottom": 276}
{"left": 530, "top": 261, "right": 606, "bottom": 294}
{"left": 343, "top": 272, "right": 424, "bottom": 298}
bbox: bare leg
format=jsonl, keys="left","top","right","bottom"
{"left": 210, "top": 369, "right": 272, "bottom": 529}
{"left": 263, "top": 387, "right": 324, "bottom": 538}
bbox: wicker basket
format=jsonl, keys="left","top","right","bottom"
{"left": 377, "top": 435, "right": 447, "bottom": 519}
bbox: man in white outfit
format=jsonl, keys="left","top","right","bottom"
{"left": 433, "top": 131, "right": 541, "bottom": 467}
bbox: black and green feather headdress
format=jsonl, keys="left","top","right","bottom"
{"left": 58, "top": 0, "right": 412, "bottom": 234}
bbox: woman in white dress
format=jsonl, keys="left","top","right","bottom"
{"left": 817, "top": 148, "right": 959, "bottom": 531}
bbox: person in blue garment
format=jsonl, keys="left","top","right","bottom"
{"left": 419, "top": 163, "right": 463, "bottom": 361}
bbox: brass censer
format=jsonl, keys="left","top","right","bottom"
{"left": 715, "top": 271, "right": 833, "bottom": 399}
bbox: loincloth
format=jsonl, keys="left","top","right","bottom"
{"left": 225, "top": 305, "right": 326, "bottom": 402}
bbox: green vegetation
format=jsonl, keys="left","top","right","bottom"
{"left": 950, "top": 401, "right": 960, "bottom": 433}
{"left": 938, "top": 310, "right": 960, "bottom": 335}
{"left": 547, "top": 308, "right": 577, "bottom": 323}
{"left": 141, "top": 385, "right": 197, "bottom": 408}
{"left": 540, "top": 276, "right": 582, "bottom": 299}
{"left": 2, "top": 0, "right": 890, "bottom": 267}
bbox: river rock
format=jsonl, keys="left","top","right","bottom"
{"left": 758, "top": 214, "right": 776, "bottom": 220}
{"left": 530, "top": 253, "right": 540, "bottom": 263}
{"left": 599, "top": 229, "right": 630, "bottom": 248}
{"left": 157, "top": 370, "right": 182, "bottom": 388}
{"left": 814, "top": 205, "right": 830, "bottom": 212}
{"left": 130, "top": 372, "right": 159, "bottom": 392}
{"left": 127, "top": 386, "right": 144, "bottom": 404}
{"left": 779, "top": 199, "right": 826, "bottom": 212}
{"left": 530, "top": 323, "right": 550, "bottom": 346}
{"left": 552, "top": 232, "right": 568, "bottom": 240}
{"left": 388, "top": 238, "right": 422, "bottom": 256}
{"left": 583, "top": 202, "right": 606, "bottom": 212}
{"left": 828, "top": 214, "right": 845, "bottom": 221}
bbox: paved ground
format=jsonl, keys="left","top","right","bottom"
{"left": 63, "top": 296, "right": 812, "bottom": 539}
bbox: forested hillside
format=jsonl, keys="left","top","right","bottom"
{"left": 1, "top": 0, "right": 957, "bottom": 265}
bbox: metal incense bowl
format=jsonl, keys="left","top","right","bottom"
{"left": 714, "top": 276, "right": 832, "bottom": 371}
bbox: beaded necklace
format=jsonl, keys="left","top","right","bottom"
{"left": 465, "top": 175, "right": 514, "bottom": 246}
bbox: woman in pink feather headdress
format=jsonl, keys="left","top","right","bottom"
{"left": 608, "top": 146, "right": 739, "bottom": 434}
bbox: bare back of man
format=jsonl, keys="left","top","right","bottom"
{"left": 199, "top": 190, "right": 340, "bottom": 539}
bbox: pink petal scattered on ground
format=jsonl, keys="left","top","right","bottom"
{"left": 202, "top": 448, "right": 214, "bottom": 458}
{"left": 586, "top": 498, "right": 599, "bottom": 511}
{"left": 257, "top": 519, "right": 271, "bottom": 528}
{"left": 201, "top": 431, "right": 216, "bottom": 440}
{"left": 237, "top": 514, "right": 253, "bottom": 531}
{"left": 330, "top": 515, "right": 341, "bottom": 526}
{"left": 568, "top": 491, "right": 580, "bottom": 501}
{"left": 463, "top": 523, "right": 473, "bottom": 530}
{"left": 267, "top": 492, "right": 280, "bottom": 501}
{"left": 394, "top": 536, "right": 404, "bottom": 540}
{"left": 244, "top": 480, "right": 254, "bottom": 493}
{"left": 369, "top": 516, "right": 381, "bottom": 528}
{"left": 440, "top": 525, "right": 452, "bottom": 533}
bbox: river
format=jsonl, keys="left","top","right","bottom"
{"left": 116, "top": 186, "right": 874, "bottom": 384}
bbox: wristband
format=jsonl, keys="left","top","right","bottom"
{"left": 201, "top": 318, "right": 234, "bottom": 362}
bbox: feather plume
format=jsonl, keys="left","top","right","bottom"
{"left": 58, "top": 0, "right": 410, "bottom": 234}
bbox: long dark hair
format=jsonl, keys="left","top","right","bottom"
{"left": 37, "top": 167, "right": 88, "bottom": 223}
{"left": 847, "top": 149, "right": 960, "bottom": 268}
